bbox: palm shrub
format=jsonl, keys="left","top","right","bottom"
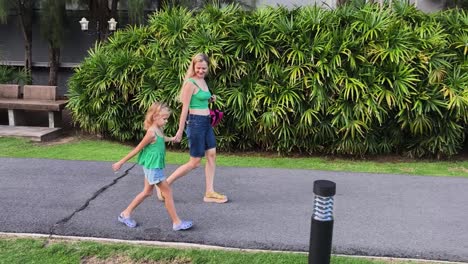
{"left": 0, "top": 65, "right": 31, "bottom": 84}
{"left": 67, "top": 1, "right": 468, "bottom": 157}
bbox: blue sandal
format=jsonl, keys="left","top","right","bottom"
{"left": 173, "top": 220, "right": 193, "bottom": 231}
{"left": 118, "top": 214, "right": 137, "bottom": 228}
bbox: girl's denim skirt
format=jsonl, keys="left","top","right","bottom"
{"left": 143, "top": 167, "right": 165, "bottom": 185}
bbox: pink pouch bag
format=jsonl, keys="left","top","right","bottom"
{"left": 209, "top": 109, "right": 224, "bottom": 127}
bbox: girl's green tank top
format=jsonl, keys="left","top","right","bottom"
{"left": 137, "top": 133, "right": 165, "bottom": 169}
{"left": 187, "top": 78, "right": 211, "bottom": 109}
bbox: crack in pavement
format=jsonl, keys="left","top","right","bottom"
{"left": 43, "top": 164, "right": 137, "bottom": 246}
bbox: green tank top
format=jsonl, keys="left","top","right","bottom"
{"left": 137, "top": 134, "right": 165, "bottom": 169}
{"left": 187, "top": 78, "right": 211, "bottom": 109}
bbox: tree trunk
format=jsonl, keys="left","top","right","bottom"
{"left": 110, "top": 0, "right": 118, "bottom": 19}
{"left": 87, "top": 0, "right": 111, "bottom": 42}
{"left": 17, "top": 0, "right": 33, "bottom": 76}
{"left": 23, "top": 34, "right": 32, "bottom": 74}
{"left": 48, "top": 45, "right": 60, "bottom": 86}
{"left": 194, "top": 0, "right": 203, "bottom": 9}
{"left": 337, "top": 0, "right": 349, "bottom": 6}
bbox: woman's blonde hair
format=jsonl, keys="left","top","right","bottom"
{"left": 144, "top": 101, "right": 171, "bottom": 130}
{"left": 179, "top": 53, "right": 210, "bottom": 102}
{"left": 183, "top": 53, "right": 209, "bottom": 81}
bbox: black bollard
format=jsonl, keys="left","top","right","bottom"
{"left": 309, "top": 180, "right": 336, "bottom": 264}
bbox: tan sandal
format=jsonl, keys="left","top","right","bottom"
{"left": 204, "top": 191, "right": 228, "bottom": 203}
{"left": 156, "top": 186, "right": 164, "bottom": 201}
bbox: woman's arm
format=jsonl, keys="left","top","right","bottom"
{"left": 112, "top": 130, "right": 155, "bottom": 171}
{"left": 175, "top": 82, "right": 193, "bottom": 142}
{"left": 209, "top": 94, "right": 216, "bottom": 103}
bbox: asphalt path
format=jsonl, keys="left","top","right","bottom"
{"left": 0, "top": 157, "right": 467, "bottom": 262}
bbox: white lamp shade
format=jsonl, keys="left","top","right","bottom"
{"left": 79, "top": 17, "right": 89, "bottom": 31}
{"left": 108, "top": 18, "right": 117, "bottom": 31}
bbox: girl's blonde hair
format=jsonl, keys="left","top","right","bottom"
{"left": 144, "top": 101, "right": 171, "bottom": 130}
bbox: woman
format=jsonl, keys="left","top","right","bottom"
{"left": 158, "top": 53, "right": 228, "bottom": 204}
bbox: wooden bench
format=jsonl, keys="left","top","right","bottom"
{"left": 0, "top": 84, "right": 67, "bottom": 128}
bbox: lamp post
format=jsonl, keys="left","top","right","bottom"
{"left": 309, "top": 180, "right": 336, "bottom": 264}
{"left": 79, "top": 17, "right": 118, "bottom": 41}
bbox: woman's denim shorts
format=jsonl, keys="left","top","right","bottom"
{"left": 143, "top": 167, "right": 166, "bottom": 185}
{"left": 186, "top": 114, "right": 216, "bottom": 158}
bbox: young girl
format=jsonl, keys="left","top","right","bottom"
{"left": 112, "top": 102, "right": 193, "bottom": 231}
{"left": 156, "top": 53, "right": 228, "bottom": 204}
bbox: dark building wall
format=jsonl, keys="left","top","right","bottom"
{"left": 0, "top": 10, "right": 129, "bottom": 97}
{"left": 31, "top": 68, "right": 75, "bottom": 97}
{"left": 0, "top": 11, "right": 97, "bottom": 63}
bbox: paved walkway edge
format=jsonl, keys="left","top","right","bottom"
{"left": 0, "top": 232, "right": 465, "bottom": 264}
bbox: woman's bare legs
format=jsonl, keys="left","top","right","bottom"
{"left": 157, "top": 180, "right": 181, "bottom": 225}
{"left": 166, "top": 157, "right": 201, "bottom": 185}
{"left": 160, "top": 151, "right": 227, "bottom": 203}
{"left": 121, "top": 178, "right": 153, "bottom": 217}
{"left": 156, "top": 157, "right": 201, "bottom": 201}
{"left": 203, "top": 147, "right": 227, "bottom": 203}
{"left": 204, "top": 148, "right": 216, "bottom": 193}
{"left": 166, "top": 149, "right": 215, "bottom": 192}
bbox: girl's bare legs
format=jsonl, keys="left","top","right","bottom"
{"left": 121, "top": 178, "right": 153, "bottom": 217}
{"left": 157, "top": 180, "right": 181, "bottom": 225}
{"left": 204, "top": 148, "right": 216, "bottom": 193}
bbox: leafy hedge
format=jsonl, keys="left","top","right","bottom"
{"left": 67, "top": 2, "right": 468, "bottom": 157}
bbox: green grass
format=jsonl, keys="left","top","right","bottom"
{"left": 0, "top": 237, "right": 444, "bottom": 264}
{"left": 1, "top": 137, "right": 467, "bottom": 177}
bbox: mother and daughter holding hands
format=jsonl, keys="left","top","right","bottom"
{"left": 112, "top": 53, "right": 227, "bottom": 231}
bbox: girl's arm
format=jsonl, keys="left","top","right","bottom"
{"left": 154, "top": 129, "right": 174, "bottom": 143}
{"left": 175, "top": 82, "right": 193, "bottom": 142}
{"left": 164, "top": 136, "right": 175, "bottom": 142}
{"left": 112, "top": 129, "right": 155, "bottom": 171}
